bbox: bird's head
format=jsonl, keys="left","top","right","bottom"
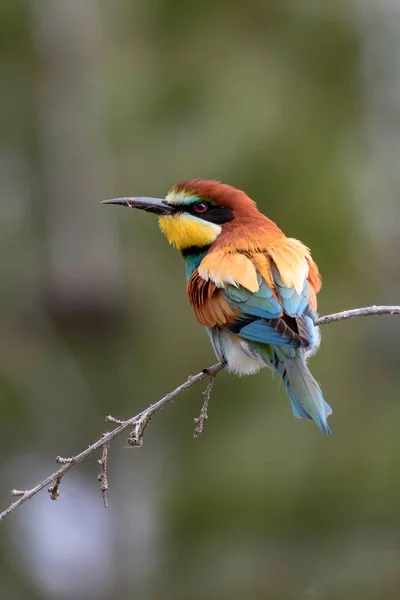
{"left": 102, "top": 179, "right": 260, "bottom": 251}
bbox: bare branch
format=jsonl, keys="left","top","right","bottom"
{"left": 315, "top": 305, "right": 400, "bottom": 326}
{"left": 0, "top": 362, "right": 223, "bottom": 521}
{"left": 0, "top": 304, "right": 398, "bottom": 522}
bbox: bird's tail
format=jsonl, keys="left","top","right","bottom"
{"left": 271, "top": 349, "right": 332, "bottom": 435}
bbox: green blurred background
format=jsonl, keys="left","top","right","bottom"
{"left": 1, "top": 1, "right": 399, "bottom": 599}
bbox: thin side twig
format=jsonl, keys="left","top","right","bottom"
{"left": 11, "top": 490, "right": 28, "bottom": 498}
{"left": 0, "top": 304, "right": 398, "bottom": 522}
{"left": 194, "top": 374, "right": 216, "bottom": 438}
{"left": 48, "top": 476, "right": 62, "bottom": 501}
{"left": 97, "top": 444, "right": 109, "bottom": 508}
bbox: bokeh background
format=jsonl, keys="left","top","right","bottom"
{"left": 1, "top": 1, "right": 400, "bottom": 599}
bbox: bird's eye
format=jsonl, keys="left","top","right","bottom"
{"left": 194, "top": 202, "right": 208, "bottom": 214}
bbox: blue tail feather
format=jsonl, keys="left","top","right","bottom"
{"left": 271, "top": 351, "right": 332, "bottom": 435}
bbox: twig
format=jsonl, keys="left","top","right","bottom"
{"left": 194, "top": 375, "right": 215, "bottom": 438}
{"left": 0, "top": 305, "right": 398, "bottom": 522}
{"left": 97, "top": 444, "right": 109, "bottom": 508}
{"left": 11, "top": 490, "right": 28, "bottom": 497}
{"left": 55, "top": 456, "right": 74, "bottom": 464}
{"left": 48, "top": 477, "right": 63, "bottom": 501}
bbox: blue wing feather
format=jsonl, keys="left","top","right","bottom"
{"left": 275, "top": 277, "right": 310, "bottom": 317}
{"left": 222, "top": 279, "right": 282, "bottom": 319}
{"left": 221, "top": 272, "right": 313, "bottom": 349}
{"left": 238, "top": 320, "right": 297, "bottom": 347}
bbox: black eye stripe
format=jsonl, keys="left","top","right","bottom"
{"left": 199, "top": 206, "right": 234, "bottom": 225}
{"left": 172, "top": 201, "right": 234, "bottom": 224}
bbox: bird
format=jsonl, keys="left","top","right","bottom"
{"left": 102, "top": 179, "right": 332, "bottom": 434}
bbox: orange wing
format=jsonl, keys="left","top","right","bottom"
{"left": 306, "top": 257, "right": 322, "bottom": 311}
{"left": 267, "top": 237, "right": 322, "bottom": 311}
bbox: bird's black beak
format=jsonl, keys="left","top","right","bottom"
{"left": 101, "top": 197, "right": 175, "bottom": 216}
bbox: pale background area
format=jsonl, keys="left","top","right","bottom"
{"left": 0, "top": 1, "right": 399, "bottom": 599}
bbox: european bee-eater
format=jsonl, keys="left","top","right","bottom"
{"left": 103, "top": 179, "right": 332, "bottom": 434}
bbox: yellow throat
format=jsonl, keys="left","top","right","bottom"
{"left": 158, "top": 214, "right": 221, "bottom": 251}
